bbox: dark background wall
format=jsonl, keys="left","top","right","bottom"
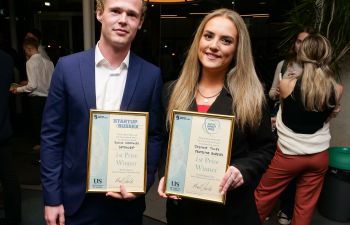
{"left": 0, "top": 0, "right": 297, "bottom": 90}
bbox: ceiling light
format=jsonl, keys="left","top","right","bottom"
{"left": 44, "top": 2, "right": 51, "bottom": 6}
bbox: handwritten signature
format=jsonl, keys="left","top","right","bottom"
{"left": 192, "top": 182, "right": 212, "bottom": 192}
{"left": 114, "top": 175, "right": 134, "bottom": 184}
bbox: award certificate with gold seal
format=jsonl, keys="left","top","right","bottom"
{"left": 86, "top": 110, "right": 148, "bottom": 193}
{"left": 165, "top": 110, "right": 234, "bottom": 204}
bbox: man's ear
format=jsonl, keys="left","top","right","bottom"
{"left": 138, "top": 17, "right": 144, "bottom": 30}
{"left": 96, "top": 9, "right": 103, "bottom": 22}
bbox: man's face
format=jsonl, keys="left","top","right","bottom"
{"left": 294, "top": 32, "right": 309, "bottom": 53}
{"left": 23, "top": 46, "right": 33, "bottom": 59}
{"left": 96, "top": 0, "right": 143, "bottom": 50}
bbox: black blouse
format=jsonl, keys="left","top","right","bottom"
{"left": 282, "top": 79, "right": 336, "bottom": 134}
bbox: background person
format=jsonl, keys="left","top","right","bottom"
{"left": 255, "top": 34, "right": 343, "bottom": 225}
{"left": 269, "top": 27, "right": 316, "bottom": 101}
{"left": 0, "top": 49, "right": 22, "bottom": 225}
{"left": 268, "top": 26, "right": 317, "bottom": 225}
{"left": 10, "top": 38, "right": 54, "bottom": 152}
{"left": 158, "top": 8, "right": 275, "bottom": 225}
{"left": 25, "top": 28, "right": 50, "bottom": 60}
{"left": 40, "top": 0, "right": 163, "bottom": 224}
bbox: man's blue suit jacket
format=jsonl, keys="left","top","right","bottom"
{"left": 0, "top": 50, "right": 14, "bottom": 143}
{"left": 40, "top": 48, "right": 163, "bottom": 215}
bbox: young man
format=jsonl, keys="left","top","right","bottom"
{"left": 25, "top": 28, "right": 50, "bottom": 60}
{"left": 40, "top": 0, "right": 163, "bottom": 224}
{"left": 10, "top": 38, "right": 54, "bottom": 151}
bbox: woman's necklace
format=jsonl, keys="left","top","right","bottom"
{"left": 197, "top": 87, "right": 223, "bottom": 103}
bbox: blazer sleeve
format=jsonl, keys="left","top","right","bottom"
{"left": 146, "top": 69, "right": 164, "bottom": 190}
{"left": 0, "top": 52, "right": 14, "bottom": 142}
{"left": 157, "top": 80, "right": 176, "bottom": 179}
{"left": 40, "top": 58, "right": 67, "bottom": 206}
{"left": 231, "top": 103, "right": 276, "bottom": 186}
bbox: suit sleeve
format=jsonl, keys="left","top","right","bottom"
{"left": 157, "top": 81, "right": 175, "bottom": 179}
{"left": 0, "top": 52, "right": 14, "bottom": 142}
{"left": 40, "top": 58, "right": 67, "bottom": 206}
{"left": 146, "top": 70, "right": 164, "bottom": 190}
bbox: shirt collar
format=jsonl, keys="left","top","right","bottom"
{"left": 95, "top": 42, "right": 130, "bottom": 70}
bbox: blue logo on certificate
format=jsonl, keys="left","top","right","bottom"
{"left": 203, "top": 118, "right": 220, "bottom": 134}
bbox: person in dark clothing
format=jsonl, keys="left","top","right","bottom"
{"left": 0, "top": 49, "right": 22, "bottom": 225}
{"left": 157, "top": 8, "right": 276, "bottom": 225}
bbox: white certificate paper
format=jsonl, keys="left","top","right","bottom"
{"left": 165, "top": 110, "right": 234, "bottom": 203}
{"left": 86, "top": 110, "right": 148, "bottom": 193}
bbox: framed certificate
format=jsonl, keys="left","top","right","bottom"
{"left": 165, "top": 110, "right": 234, "bottom": 204}
{"left": 86, "top": 110, "right": 148, "bottom": 193}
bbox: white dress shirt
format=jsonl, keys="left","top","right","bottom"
{"left": 95, "top": 44, "right": 129, "bottom": 110}
{"left": 39, "top": 44, "right": 50, "bottom": 60}
{"left": 17, "top": 53, "right": 54, "bottom": 97}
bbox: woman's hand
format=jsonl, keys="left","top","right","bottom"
{"left": 158, "top": 177, "right": 181, "bottom": 200}
{"left": 219, "top": 166, "right": 244, "bottom": 194}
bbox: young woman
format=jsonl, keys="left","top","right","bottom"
{"left": 157, "top": 8, "right": 275, "bottom": 225}
{"left": 255, "top": 34, "right": 343, "bottom": 225}
{"left": 269, "top": 26, "right": 316, "bottom": 225}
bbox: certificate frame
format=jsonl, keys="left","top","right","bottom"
{"left": 164, "top": 110, "right": 235, "bottom": 204}
{"left": 86, "top": 110, "right": 148, "bottom": 193}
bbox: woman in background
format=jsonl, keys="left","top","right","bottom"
{"left": 269, "top": 26, "right": 317, "bottom": 225}
{"left": 255, "top": 34, "right": 343, "bottom": 225}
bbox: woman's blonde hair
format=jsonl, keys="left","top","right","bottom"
{"left": 298, "top": 34, "right": 337, "bottom": 111}
{"left": 166, "top": 8, "right": 265, "bottom": 130}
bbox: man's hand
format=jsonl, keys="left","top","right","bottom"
{"left": 106, "top": 185, "right": 137, "bottom": 200}
{"left": 9, "top": 87, "right": 17, "bottom": 94}
{"left": 44, "top": 204, "right": 65, "bottom": 225}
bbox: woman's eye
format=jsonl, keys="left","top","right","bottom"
{"left": 204, "top": 33, "right": 213, "bottom": 40}
{"left": 221, "top": 38, "right": 233, "bottom": 45}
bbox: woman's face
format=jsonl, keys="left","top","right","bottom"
{"left": 294, "top": 32, "right": 310, "bottom": 53}
{"left": 198, "top": 16, "right": 238, "bottom": 75}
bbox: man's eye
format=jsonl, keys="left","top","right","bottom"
{"left": 111, "top": 9, "right": 121, "bottom": 14}
{"left": 127, "top": 12, "right": 138, "bottom": 18}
